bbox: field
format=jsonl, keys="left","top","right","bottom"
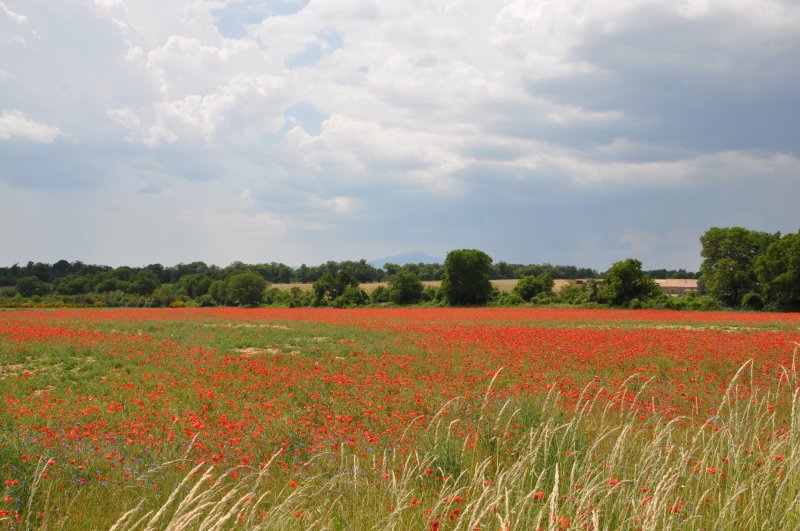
{"left": 1, "top": 308, "right": 800, "bottom": 530}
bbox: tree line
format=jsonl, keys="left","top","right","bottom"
{"left": 1, "top": 226, "right": 793, "bottom": 311}
{"left": 0, "top": 257, "right": 609, "bottom": 308}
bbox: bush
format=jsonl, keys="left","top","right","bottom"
{"left": 388, "top": 269, "right": 424, "bottom": 305}
{"left": 332, "top": 286, "right": 369, "bottom": 308}
{"left": 370, "top": 285, "right": 391, "bottom": 304}
{"left": 490, "top": 291, "right": 524, "bottom": 306}
{"left": 741, "top": 291, "right": 764, "bottom": 311}
{"left": 513, "top": 273, "right": 554, "bottom": 302}
{"left": 420, "top": 286, "right": 444, "bottom": 304}
{"left": 196, "top": 294, "right": 217, "bottom": 307}
{"left": 600, "top": 259, "right": 660, "bottom": 307}
{"left": 263, "top": 288, "right": 290, "bottom": 306}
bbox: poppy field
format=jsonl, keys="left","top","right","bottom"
{"left": 1, "top": 308, "right": 800, "bottom": 530}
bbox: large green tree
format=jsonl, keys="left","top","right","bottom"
{"left": 755, "top": 231, "right": 800, "bottom": 311}
{"left": 312, "top": 270, "right": 360, "bottom": 306}
{"left": 388, "top": 268, "right": 424, "bottom": 304}
{"left": 699, "top": 227, "right": 778, "bottom": 307}
{"left": 441, "top": 249, "right": 493, "bottom": 306}
{"left": 227, "top": 272, "right": 267, "bottom": 307}
{"left": 513, "top": 273, "right": 554, "bottom": 302}
{"left": 600, "top": 258, "right": 660, "bottom": 307}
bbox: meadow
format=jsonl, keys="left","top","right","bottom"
{"left": 1, "top": 307, "right": 800, "bottom": 530}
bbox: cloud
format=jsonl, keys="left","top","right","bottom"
{"left": 0, "top": 1, "right": 27, "bottom": 25}
{"left": 0, "top": 0, "right": 798, "bottom": 270}
{"left": 0, "top": 110, "right": 62, "bottom": 142}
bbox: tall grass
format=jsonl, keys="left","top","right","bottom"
{"left": 6, "top": 348, "right": 799, "bottom": 530}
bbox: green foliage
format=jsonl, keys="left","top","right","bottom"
{"left": 600, "top": 259, "right": 660, "bottom": 307}
{"left": 151, "top": 284, "right": 181, "bottom": 307}
{"left": 131, "top": 269, "right": 161, "bottom": 296}
{"left": 313, "top": 270, "right": 360, "bottom": 305}
{"left": 15, "top": 276, "right": 51, "bottom": 297}
{"left": 741, "top": 291, "right": 764, "bottom": 311}
{"left": 512, "top": 273, "right": 554, "bottom": 302}
{"left": 555, "top": 282, "right": 598, "bottom": 305}
{"left": 755, "top": 231, "right": 800, "bottom": 311}
{"left": 441, "top": 249, "right": 493, "bottom": 306}
{"left": 332, "top": 286, "right": 369, "bottom": 308}
{"left": 419, "top": 286, "right": 444, "bottom": 304}
{"left": 226, "top": 272, "right": 267, "bottom": 307}
{"left": 388, "top": 268, "right": 424, "bottom": 304}
{"left": 56, "top": 274, "right": 93, "bottom": 295}
{"left": 262, "top": 287, "right": 288, "bottom": 306}
{"left": 490, "top": 290, "right": 524, "bottom": 306}
{"left": 369, "top": 285, "right": 391, "bottom": 304}
{"left": 289, "top": 287, "right": 314, "bottom": 308}
{"left": 491, "top": 261, "right": 599, "bottom": 279}
{"left": 700, "top": 227, "right": 778, "bottom": 307}
{"left": 208, "top": 280, "right": 229, "bottom": 306}
{"left": 177, "top": 273, "right": 214, "bottom": 298}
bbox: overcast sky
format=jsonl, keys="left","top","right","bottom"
{"left": 1, "top": 0, "right": 798, "bottom": 271}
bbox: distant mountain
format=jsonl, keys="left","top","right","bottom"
{"left": 370, "top": 252, "right": 443, "bottom": 268}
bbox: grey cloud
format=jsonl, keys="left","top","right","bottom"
{"left": 527, "top": 4, "right": 800, "bottom": 154}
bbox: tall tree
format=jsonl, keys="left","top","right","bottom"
{"left": 600, "top": 259, "right": 660, "bottom": 307}
{"left": 227, "top": 272, "right": 267, "bottom": 307}
{"left": 755, "top": 231, "right": 800, "bottom": 311}
{"left": 699, "top": 227, "right": 778, "bottom": 307}
{"left": 441, "top": 249, "right": 493, "bottom": 306}
{"left": 388, "top": 268, "right": 424, "bottom": 304}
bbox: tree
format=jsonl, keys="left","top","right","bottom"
{"left": 332, "top": 286, "right": 369, "bottom": 308}
{"left": 208, "top": 280, "right": 229, "bottom": 305}
{"left": 699, "top": 227, "right": 778, "bottom": 307}
{"left": 178, "top": 273, "right": 213, "bottom": 299}
{"left": 755, "top": 231, "right": 800, "bottom": 311}
{"left": 151, "top": 284, "right": 180, "bottom": 307}
{"left": 313, "top": 270, "right": 359, "bottom": 305}
{"left": 227, "top": 272, "right": 267, "bottom": 307}
{"left": 441, "top": 249, "right": 493, "bottom": 306}
{"left": 600, "top": 259, "right": 660, "bottom": 307}
{"left": 388, "top": 268, "right": 424, "bottom": 304}
{"left": 513, "top": 273, "right": 554, "bottom": 302}
{"left": 312, "top": 272, "right": 337, "bottom": 305}
{"left": 16, "top": 276, "right": 50, "bottom": 297}
{"left": 131, "top": 269, "right": 160, "bottom": 296}
{"left": 370, "top": 285, "right": 391, "bottom": 304}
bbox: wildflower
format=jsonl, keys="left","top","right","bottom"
{"left": 533, "top": 491, "right": 546, "bottom": 500}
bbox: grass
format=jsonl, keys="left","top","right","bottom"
{"left": 78, "top": 363, "right": 800, "bottom": 529}
{"left": 0, "top": 309, "right": 799, "bottom": 529}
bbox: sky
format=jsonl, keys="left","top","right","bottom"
{"left": 1, "top": 0, "right": 798, "bottom": 271}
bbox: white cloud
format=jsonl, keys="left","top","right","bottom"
{"left": 313, "top": 195, "right": 357, "bottom": 215}
{"left": 1, "top": 0, "right": 798, "bottom": 268}
{"left": 0, "top": 110, "right": 62, "bottom": 142}
{"left": 0, "top": 1, "right": 28, "bottom": 25}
